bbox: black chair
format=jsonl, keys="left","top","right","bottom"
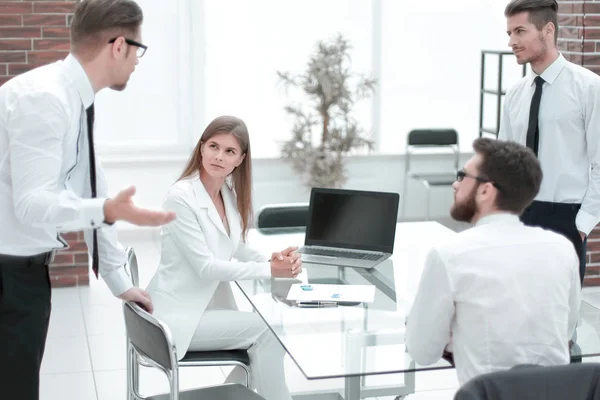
{"left": 454, "top": 363, "right": 600, "bottom": 400}
{"left": 256, "top": 203, "right": 309, "bottom": 230}
{"left": 401, "top": 129, "right": 459, "bottom": 220}
{"left": 124, "top": 301, "right": 264, "bottom": 400}
{"left": 123, "top": 248, "right": 253, "bottom": 398}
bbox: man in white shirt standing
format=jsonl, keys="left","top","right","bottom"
{"left": 499, "top": 0, "right": 600, "bottom": 285}
{"left": 406, "top": 138, "right": 581, "bottom": 385}
{"left": 0, "top": 1, "right": 175, "bottom": 399}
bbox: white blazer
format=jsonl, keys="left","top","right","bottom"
{"left": 146, "top": 176, "right": 271, "bottom": 359}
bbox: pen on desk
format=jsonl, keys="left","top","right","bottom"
{"left": 296, "top": 301, "right": 338, "bottom": 308}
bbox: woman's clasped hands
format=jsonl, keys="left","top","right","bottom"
{"left": 270, "top": 246, "right": 303, "bottom": 278}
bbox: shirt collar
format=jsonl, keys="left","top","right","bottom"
{"left": 62, "top": 53, "right": 94, "bottom": 108}
{"left": 475, "top": 212, "right": 521, "bottom": 227}
{"left": 529, "top": 53, "right": 566, "bottom": 86}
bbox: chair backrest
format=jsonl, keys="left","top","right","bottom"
{"left": 405, "top": 129, "right": 460, "bottom": 174}
{"left": 454, "top": 363, "right": 600, "bottom": 400}
{"left": 256, "top": 203, "right": 309, "bottom": 229}
{"left": 123, "top": 301, "right": 175, "bottom": 372}
{"left": 125, "top": 247, "right": 139, "bottom": 287}
{"left": 407, "top": 129, "right": 458, "bottom": 146}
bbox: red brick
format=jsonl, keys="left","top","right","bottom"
{"left": 563, "top": 52, "right": 584, "bottom": 64}
{"left": 585, "top": 65, "right": 600, "bottom": 76}
{"left": 27, "top": 50, "right": 67, "bottom": 63}
{"left": 583, "top": 276, "right": 600, "bottom": 287}
{"left": 74, "top": 253, "right": 89, "bottom": 264}
{"left": 23, "top": 14, "right": 67, "bottom": 27}
{"left": 51, "top": 252, "right": 74, "bottom": 265}
{"left": 33, "top": 1, "right": 76, "bottom": 14}
{"left": 33, "top": 38, "right": 70, "bottom": 51}
{"left": 42, "top": 27, "right": 70, "bottom": 38}
{"left": 0, "top": 2, "right": 33, "bottom": 14}
{"left": 7, "top": 63, "right": 49, "bottom": 75}
{"left": 559, "top": 27, "right": 583, "bottom": 40}
{"left": 583, "top": 41, "right": 596, "bottom": 52}
{"left": 585, "top": 3, "right": 600, "bottom": 14}
{"left": 557, "top": 39, "right": 593, "bottom": 53}
{"left": 558, "top": 3, "right": 584, "bottom": 14}
{"left": 588, "top": 240, "right": 600, "bottom": 252}
{"left": 66, "top": 240, "right": 88, "bottom": 252}
{"left": 589, "top": 252, "right": 600, "bottom": 264}
{"left": 584, "top": 28, "right": 600, "bottom": 40}
{"left": 0, "top": 76, "right": 12, "bottom": 87}
{"left": 0, "top": 27, "right": 41, "bottom": 38}
{"left": 0, "top": 15, "right": 21, "bottom": 26}
{"left": 559, "top": 14, "right": 582, "bottom": 27}
{"left": 584, "top": 53, "right": 600, "bottom": 66}
{"left": 61, "top": 231, "right": 79, "bottom": 241}
{"left": 48, "top": 263, "right": 90, "bottom": 287}
{"left": 584, "top": 15, "right": 600, "bottom": 28}
{"left": 585, "top": 265, "right": 600, "bottom": 275}
{"left": 589, "top": 227, "right": 600, "bottom": 239}
{"left": 0, "top": 64, "right": 6, "bottom": 76}
{"left": 0, "top": 39, "right": 31, "bottom": 51}
{"left": 0, "top": 51, "right": 26, "bottom": 63}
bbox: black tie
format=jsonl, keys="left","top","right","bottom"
{"left": 526, "top": 76, "right": 545, "bottom": 156}
{"left": 86, "top": 104, "right": 99, "bottom": 279}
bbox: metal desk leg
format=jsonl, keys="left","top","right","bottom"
{"left": 344, "top": 376, "right": 361, "bottom": 400}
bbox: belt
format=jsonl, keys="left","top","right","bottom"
{"left": 0, "top": 251, "right": 55, "bottom": 266}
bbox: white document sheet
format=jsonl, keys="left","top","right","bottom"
{"left": 286, "top": 283, "right": 376, "bottom": 303}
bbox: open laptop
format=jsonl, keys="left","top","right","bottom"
{"left": 298, "top": 188, "right": 400, "bottom": 269}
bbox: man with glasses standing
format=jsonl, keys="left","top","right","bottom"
{"left": 499, "top": 0, "right": 600, "bottom": 285}
{"left": 0, "top": 1, "right": 174, "bottom": 399}
{"left": 406, "top": 138, "right": 580, "bottom": 385}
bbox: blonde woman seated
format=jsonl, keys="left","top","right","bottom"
{"left": 146, "top": 116, "right": 302, "bottom": 400}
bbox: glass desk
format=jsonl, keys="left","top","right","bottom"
{"left": 235, "top": 222, "right": 600, "bottom": 399}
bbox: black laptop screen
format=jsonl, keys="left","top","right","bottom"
{"left": 305, "top": 189, "right": 399, "bottom": 253}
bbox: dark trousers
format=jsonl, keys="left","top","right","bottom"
{"left": 0, "top": 253, "right": 52, "bottom": 400}
{"left": 520, "top": 201, "right": 587, "bottom": 285}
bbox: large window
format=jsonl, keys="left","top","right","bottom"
{"left": 204, "top": 0, "right": 373, "bottom": 158}
{"left": 379, "top": 0, "right": 513, "bottom": 153}
{"left": 95, "top": 0, "right": 521, "bottom": 159}
{"left": 95, "top": 0, "right": 194, "bottom": 156}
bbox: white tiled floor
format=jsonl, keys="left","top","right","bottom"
{"left": 40, "top": 231, "right": 600, "bottom": 400}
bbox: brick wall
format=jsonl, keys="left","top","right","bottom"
{"left": 557, "top": 0, "right": 600, "bottom": 286}
{"left": 0, "top": 1, "right": 88, "bottom": 288}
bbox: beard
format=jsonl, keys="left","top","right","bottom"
{"left": 450, "top": 185, "right": 478, "bottom": 223}
{"left": 520, "top": 33, "right": 548, "bottom": 65}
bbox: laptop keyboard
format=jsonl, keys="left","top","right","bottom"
{"left": 301, "top": 248, "right": 382, "bottom": 261}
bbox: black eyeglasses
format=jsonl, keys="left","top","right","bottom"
{"left": 457, "top": 169, "right": 502, "bottom": 191}
{"left": 108, "top": 37, "right": 148, "bottom": 58}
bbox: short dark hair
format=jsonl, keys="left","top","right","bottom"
{"left": 505, "top": 0, "right": 558, "bottom": 43}
{"left": 70, "top": 0, "right": 143, "bottom": 56}
{"left": 473, "top": 138, "right": 542, "bottom": 214}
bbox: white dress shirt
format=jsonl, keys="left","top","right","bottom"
{"left": 0, "top": 54, "right": 131, "bottom": 296}
{"left": 498, "top": 53, "right": 600, "bottom": 235}
{"left": 406, "top": 213, "right": 581, "bottom": 385}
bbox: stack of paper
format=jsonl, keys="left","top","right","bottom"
{"left": 286, "top": 283, "right": 375, "bottom": 303}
